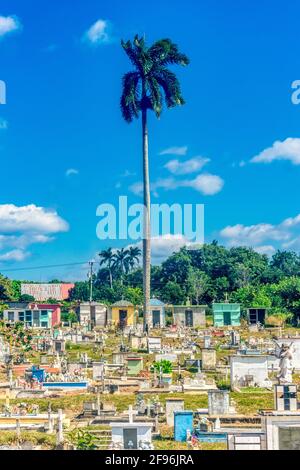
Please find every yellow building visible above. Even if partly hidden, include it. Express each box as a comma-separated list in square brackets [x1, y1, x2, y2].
[110, 300, 135, 328]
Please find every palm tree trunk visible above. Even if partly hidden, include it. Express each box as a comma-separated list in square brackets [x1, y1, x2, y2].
[109, 268, 113, 289]
[142, 106, 151, 332]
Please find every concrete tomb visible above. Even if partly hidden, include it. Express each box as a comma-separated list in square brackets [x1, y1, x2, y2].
[165, 398, 184, 427]
[230, 355, 269, 389]
[201, 349, 217, 370]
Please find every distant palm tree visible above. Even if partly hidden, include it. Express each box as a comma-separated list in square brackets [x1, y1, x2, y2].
[113, 248, 130, 283]
[99, 248, 114, 288]
[128, 246, 142, 271]
[121, 35, 189, 330]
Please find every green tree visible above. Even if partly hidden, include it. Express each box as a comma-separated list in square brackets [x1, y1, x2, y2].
[127, 246, 142, 271]
[121, 35, 189, 330]
[99, 248, 115, 288]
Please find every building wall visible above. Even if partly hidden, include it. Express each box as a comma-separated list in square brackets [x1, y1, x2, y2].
[111, 306, 135, 326]
[213, 303, 241, 327]
[148, 307, 165, 327]
[21, 283, 74, 301]
[78, 303, 107, 327]
[3, 308, 52, 328]
[230, 355, 269, 389]
[173, 306, 206, 327]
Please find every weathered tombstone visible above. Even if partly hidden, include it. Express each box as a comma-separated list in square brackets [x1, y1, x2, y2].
[148, 337, 162, 353]
[155, 353, 177, 363]
[201, 349, 216, 370]
[130, 335, 142, 350]
[230, 355, 269, 389]
[208, 390, 230, 415]
[112, 353, 125, 364]
[92, 362, 105, 381]
[165, 398, 184, 426]
[204, 335, 211, 349]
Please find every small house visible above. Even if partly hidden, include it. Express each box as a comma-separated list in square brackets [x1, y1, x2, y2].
[213, 303, 241, 327]
[247, 308, 267, 325]
[173, 304, 206, 327]
[110, 300, 135, 328]
[77, 302, 107, 327]
[3, 302, 61, 328]
[148, 299, 165, 328]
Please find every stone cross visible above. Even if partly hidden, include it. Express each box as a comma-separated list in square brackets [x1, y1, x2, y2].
[128, 405, 135, 424]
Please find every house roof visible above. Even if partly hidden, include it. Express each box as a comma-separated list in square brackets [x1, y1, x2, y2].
[111, 300, 134, 307]
[149, 298, 165, 306]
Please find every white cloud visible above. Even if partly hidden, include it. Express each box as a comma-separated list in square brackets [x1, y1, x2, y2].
[130, 173, 224, 197]
[251, 138, 300, 165]
[0, 15, 22, 38]
[0, 204, 69, 263]
[0, 249, 29, 262]
[82, 19, 113, 46]
[220, 213, 300, 254]
[164, 157, 210, 175]
[187, 174, 224, 195]
[0, 118, 8, 130]
[66, 168, 79, 177]
[253, 245, 276, 256]
[0, 204, 68, 233]
[160, 146, 188, 156]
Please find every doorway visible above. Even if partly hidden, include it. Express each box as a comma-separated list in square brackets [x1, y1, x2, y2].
[185, 309, 193, 327]
[123, 428, 138, 449]
[119, 310, 128, 328]
[223, 311, 231, 326]
[152, 310, 160, 327]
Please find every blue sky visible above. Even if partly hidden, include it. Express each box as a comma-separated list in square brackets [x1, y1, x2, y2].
[1, 0, 300, 280]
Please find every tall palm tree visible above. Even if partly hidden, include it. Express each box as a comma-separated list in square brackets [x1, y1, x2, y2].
[113, 248, 130, 283]
[99, 248, 114, 288]
[128, 246, 142, 271]
[120, 35, 189, 330]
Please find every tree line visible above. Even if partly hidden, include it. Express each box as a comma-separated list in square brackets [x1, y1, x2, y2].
[1, 243, 300, 323]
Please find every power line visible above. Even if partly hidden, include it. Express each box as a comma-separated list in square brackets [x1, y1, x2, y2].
[0, 261, 95, 273]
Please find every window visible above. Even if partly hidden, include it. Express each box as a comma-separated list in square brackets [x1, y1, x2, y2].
[8, 312, 14, 322]
[41, 321, 48, 328]
[18, 312, 25, 322]
[25, 310, 32, 326]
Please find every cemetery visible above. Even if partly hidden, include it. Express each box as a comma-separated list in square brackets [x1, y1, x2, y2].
[1, 302, 300, 452]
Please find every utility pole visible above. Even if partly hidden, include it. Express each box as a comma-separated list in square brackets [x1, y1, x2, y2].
[88, 260, 94, 303]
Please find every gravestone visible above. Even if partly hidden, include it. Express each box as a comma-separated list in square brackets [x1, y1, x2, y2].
[201, 349, 216, 370]
[165, 399, 184, 426]
[230, 354, 269, 389]
[148, 337, 162, 353]
[130, 335, 141, 350]
[92, 362, 105, 381]
[204, 335, 211, 349]
[112, 353, 125, 364]
[208, 390, 230, 415]
[155, 353, 177, 363]
[274, 384, 297, 412]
